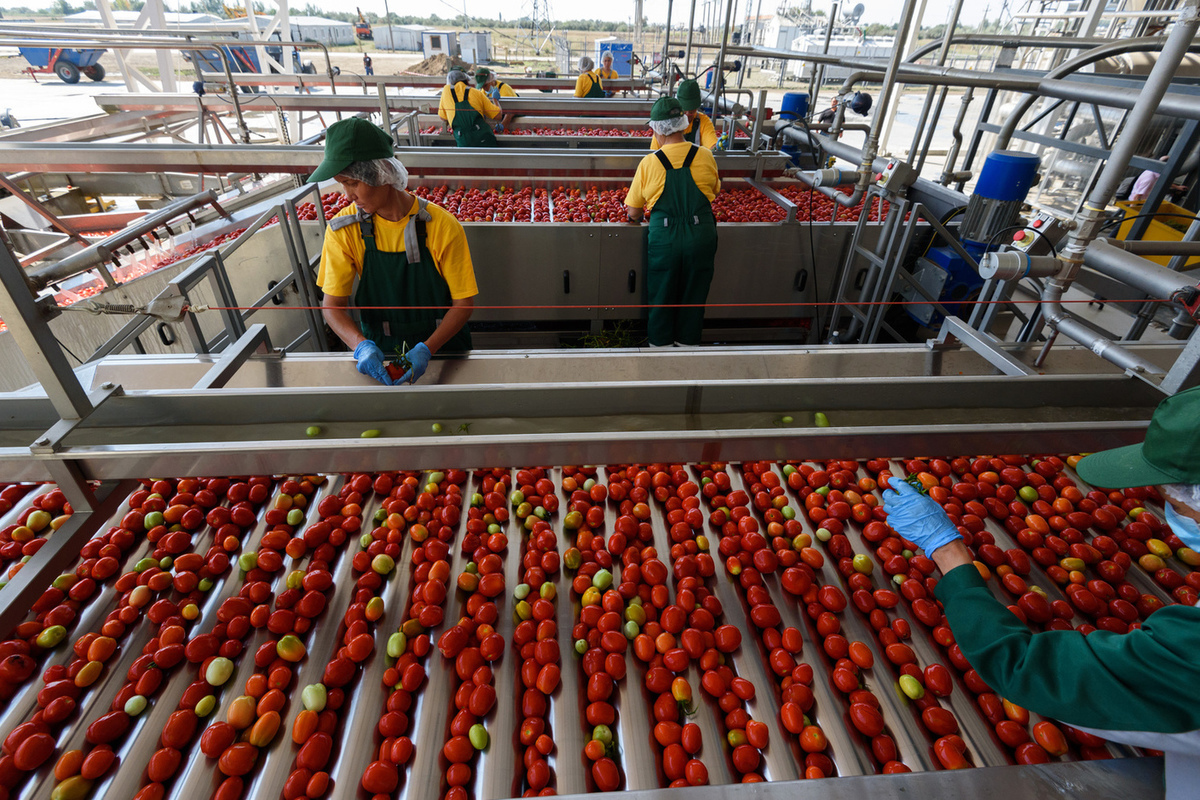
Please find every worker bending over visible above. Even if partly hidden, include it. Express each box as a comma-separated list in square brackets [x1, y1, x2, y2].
[311, 118, 476, 385]
[574, 56, 605, 98]
[650, 80, 718, 149]
[597, 51, 619, 97]
[626, 97, 721, 347]
[883, 385, 1200, 800]
[476, 67, 517, 130]
[438, 69, 501, 147]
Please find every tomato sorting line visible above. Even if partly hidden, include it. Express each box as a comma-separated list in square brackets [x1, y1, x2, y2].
[0, 460, 1186, 800]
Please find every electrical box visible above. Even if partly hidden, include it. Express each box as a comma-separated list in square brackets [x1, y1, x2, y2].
[875, 160, 918, 192]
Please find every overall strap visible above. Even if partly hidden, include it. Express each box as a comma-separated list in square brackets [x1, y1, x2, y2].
[402, 196, 433, 264]
[653, 149, 673, 170]
[682, 144, 699, 169]
[454, 83, 468, 103]
[327, 208, 369, 232]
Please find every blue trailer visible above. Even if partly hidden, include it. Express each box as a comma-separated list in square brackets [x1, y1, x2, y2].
[18, 47, 107, 84]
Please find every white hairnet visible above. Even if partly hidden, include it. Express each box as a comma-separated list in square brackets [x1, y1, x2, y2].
[602, 51, 613, 61]
[1164, 484, 1200, 512]
[447, 69, 469, 85]
[649, 116, 690, 138]
[579, 56, 594, 72]
[336, 157, 409, 192]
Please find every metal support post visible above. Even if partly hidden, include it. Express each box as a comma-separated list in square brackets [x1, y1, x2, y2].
[194, 324, 278, 389]
[710, 0, 737, 121]
[932, 317, 1035, 377]
[1160, 327, 1200, 395]
[0, 479, 138, 640]
[0, 241, 93, 421]
[684, 0, 699, 75]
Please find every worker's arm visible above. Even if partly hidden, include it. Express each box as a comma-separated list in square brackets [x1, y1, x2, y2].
[321, 293, 365, 350]
[935, 562, 1200, 733]
[626, 206, 644, 223]
[424, 296, 474, 355]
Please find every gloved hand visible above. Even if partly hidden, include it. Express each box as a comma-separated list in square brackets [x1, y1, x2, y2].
[399, 342, 431, 385]
[881, 479, 961, 556]
[353, 340, 394, 386]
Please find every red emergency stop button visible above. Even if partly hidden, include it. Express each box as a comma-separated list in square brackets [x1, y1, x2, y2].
[1013, 231, 1028, 243]
[1032, 219, 1044, 228]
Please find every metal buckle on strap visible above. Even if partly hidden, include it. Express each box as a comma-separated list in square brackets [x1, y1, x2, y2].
[693, 215, 699, 225]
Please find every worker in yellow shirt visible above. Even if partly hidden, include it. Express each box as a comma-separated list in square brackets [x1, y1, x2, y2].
[438, 69, 501, 147]
[574, 56, 605, 98]
[626, 97, 721, 347]
[650, 79, 719, 149]
[476, 67, 517, 130]
[310, 117, 477, 385]
[597, 51, 619, 97]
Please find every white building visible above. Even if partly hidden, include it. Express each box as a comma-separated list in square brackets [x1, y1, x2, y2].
[789, 35, 896, 80]
[289, 16, 355, 46]
[458, 31, 492, 64]
[375, 24, 429, 51]
[422, 30, 458, 59]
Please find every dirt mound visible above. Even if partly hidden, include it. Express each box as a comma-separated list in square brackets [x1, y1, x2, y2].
[407, 53, 473, 76]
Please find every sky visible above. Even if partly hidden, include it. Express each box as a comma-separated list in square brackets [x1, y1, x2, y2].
[2, 0, 996, 28]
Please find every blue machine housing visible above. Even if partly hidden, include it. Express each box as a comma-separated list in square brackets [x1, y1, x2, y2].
[972, 150, 1041, 205]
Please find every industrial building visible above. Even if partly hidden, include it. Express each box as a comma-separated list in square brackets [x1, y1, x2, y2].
[0, 0, 1197, 798]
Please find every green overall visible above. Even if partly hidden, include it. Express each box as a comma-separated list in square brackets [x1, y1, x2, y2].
[351, 199, 472, 355]
[683, 117, 700, 144]
[645, 145, 717, 346]
[450, 84, 497, 148]
[581, 72, 605, 98]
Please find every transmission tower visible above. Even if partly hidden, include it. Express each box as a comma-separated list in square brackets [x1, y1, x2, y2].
[527, 0, 554, 48]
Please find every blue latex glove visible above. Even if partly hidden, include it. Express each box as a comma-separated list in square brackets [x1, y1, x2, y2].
[353, 340, 394, 386]
[881, 479, 961, 556]
[398, 342, 431, 385]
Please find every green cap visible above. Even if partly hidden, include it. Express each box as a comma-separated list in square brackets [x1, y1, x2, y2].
[475, 67, 491, 84]
[650, 96, 684, 122]
[1076, 385, 1200, 488]
[676, 79, 702, 111]
[307, 117, 393, 184]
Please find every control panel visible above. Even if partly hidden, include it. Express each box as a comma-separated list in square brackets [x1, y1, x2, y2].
[874, 159, 918, 192]
[1008, 209, 1070, 255]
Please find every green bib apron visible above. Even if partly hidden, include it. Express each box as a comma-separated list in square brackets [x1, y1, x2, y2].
[450, 84, 497, 148]
[645, 145, 717, 346]
[582, 72, 605, 98]
[353, 199, 472, 355]
[684, 117, 700, 144]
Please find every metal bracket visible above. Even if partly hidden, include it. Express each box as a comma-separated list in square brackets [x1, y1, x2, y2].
[193, 324, 280, 390]
[29, 381, 124, 456]
[930, 317, 1035, 377]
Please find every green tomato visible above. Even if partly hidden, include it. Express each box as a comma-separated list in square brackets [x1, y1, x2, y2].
[205, 657, 234, 686]
[372, 554, 395, 575]
[36, 625, 66, 649]
[238, 551, 258, 572]
[592, 568, 613, 590]
[623, 620, 640, 639]
[194, 694, 216, 717]
[361, 429, 381, 438]
[782, 464, 797, 477]
[852, 554, 874, 575]
[286, 508, 305, 526]
[469, 723, 489, 750]
[781, 415, 795, 424]
[781, 506, 796, 520]
[302, 683, 327, 712]
[431, 423, 443, 433]
[898, 674, 925, 700]
[575, 638, 588, 655]
[124, 694, 149, 716]
[539, 583, 556, 601]
[134, 556, 158, 573]
[429, 471, 445, 485]
[198, 577, 214, 592]
[815, 527, 832, 542]
[591, 724, 613, 746]
[813, 412, 830, 427]
[387, 632, 407, 658]
[1018, 485, 1039, 503]
[305, 425, 322, 437]
[143, 511, 164, 530]
[514, 583, 531, 601]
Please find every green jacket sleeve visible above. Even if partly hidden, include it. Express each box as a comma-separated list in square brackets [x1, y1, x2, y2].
[935, 563, 1200, 733]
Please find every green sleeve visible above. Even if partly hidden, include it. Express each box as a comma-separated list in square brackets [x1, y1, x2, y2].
[935, 563, 1200, 733]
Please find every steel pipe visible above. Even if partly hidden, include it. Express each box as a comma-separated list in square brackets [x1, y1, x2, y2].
[1040, 282, 1167, 376]
[995, 36, 1200, 149]
[27, 190, 230, 290]
[1085, 239, 1200, 299]
[1103, 238, 1200, 257]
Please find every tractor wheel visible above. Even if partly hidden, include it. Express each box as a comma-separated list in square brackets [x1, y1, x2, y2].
[54, 61, 80, 84]
[83, 64, 105, 81]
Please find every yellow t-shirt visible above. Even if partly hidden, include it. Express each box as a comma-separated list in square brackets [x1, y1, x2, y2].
[497, 81, 518, 98]
[650, 112, 719, 149]
[598, 67, 619, 81]
[625, 142, 721, 212]
[437, 82, 501, 126]
[317, 200, 479, 300]
[574, 71, 602, 97]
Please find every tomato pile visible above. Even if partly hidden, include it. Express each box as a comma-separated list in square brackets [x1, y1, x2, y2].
[3, 456, 1191, 799]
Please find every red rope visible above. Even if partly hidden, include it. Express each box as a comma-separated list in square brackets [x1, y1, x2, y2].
[203, 297, 1169, 312]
